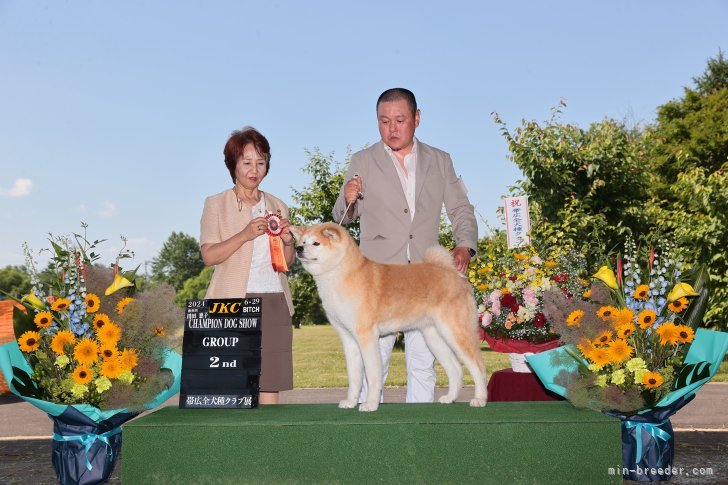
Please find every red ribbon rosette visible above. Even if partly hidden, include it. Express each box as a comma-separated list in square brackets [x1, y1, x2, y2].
[265, 212, 288, 272]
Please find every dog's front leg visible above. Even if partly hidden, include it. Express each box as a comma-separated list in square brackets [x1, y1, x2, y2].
[358, 332, 383, 412]
[333, 325, 363, 409]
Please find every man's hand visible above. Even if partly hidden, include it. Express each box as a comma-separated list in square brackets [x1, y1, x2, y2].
[344, 177, 362, 205]
[451, 247, 471, 274]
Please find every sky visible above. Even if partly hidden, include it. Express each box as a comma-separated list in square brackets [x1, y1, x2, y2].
[1, 1, 726, 273]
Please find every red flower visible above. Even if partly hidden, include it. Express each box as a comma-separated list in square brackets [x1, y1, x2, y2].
[554, 273, 568, 283]
[533, 313, 546, 328]
[511, 304, 521, 314]
[509, 276, 518, 281]
[500, 294, 517, 309]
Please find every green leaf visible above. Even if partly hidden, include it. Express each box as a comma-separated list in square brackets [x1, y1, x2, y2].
[13, 303, 35, 339]
[10, 366, 42, 399]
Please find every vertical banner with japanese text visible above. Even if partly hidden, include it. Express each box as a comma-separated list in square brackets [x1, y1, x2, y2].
[504, 196, 531, 249]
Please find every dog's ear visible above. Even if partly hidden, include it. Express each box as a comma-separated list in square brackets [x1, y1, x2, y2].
[321, 226, 341, 242]
[289, 226, 303, 240]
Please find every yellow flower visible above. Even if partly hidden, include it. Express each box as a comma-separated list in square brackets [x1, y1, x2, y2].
[615, 323, 636, 339]
[593, 266, 618, 290]
[153, 326, 166, 337]
[18, 331, 42, 352]
[626, 357, 647, 373]
[668, 297, 689, 313]
[72, 365, 93, 385]
[70, 383, 89, 398]
[99, 345, 118, 361]
[514, 252, 529, 261]
[642, 371, 663, 389]
[632, 284, 650, 300]
[606, 340, 633, 363]
[100, 358, 123, 379]
[117, 297, 135, 315]
[34, 311, 54, 328]
[595, 374, 609, 387]
[596, 306, 618, 321]
[667, 282, 698, 302]
[566, 310, 584, 327]
[51, 298, 72, 311]
[613, 308, 635, 327]
[477, 267, 491, 275]
[119, 348, 139, 371]
[105, 273, 134, 296]
[544, 260, 556, 268]
[582, 289, 592, 299]
[51, 330, 76, 355]
[93, 313, 111, 331]
[95, 376, 112, 393]
[476, 284, 489, 292]
[637, 309, 657, 329]
[97, 322, 122, 344]
[594, 331, 614, 347]
[577, 339, 596, 360]
[655, 322, 680, 346]
[611, 369, 627, 385]
[21, 290, 46, 310]
[675, 325, 695, 344]
[74, 338, 99, 365]
[589, 348, 612, 367]
[84, 294, 100, 313]
[500, 287, 510, 295]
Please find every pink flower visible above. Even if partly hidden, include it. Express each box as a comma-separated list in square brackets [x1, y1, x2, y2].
[522, 287, 537, 306]
[481, 312, 493, 327]
[491, 300, 501, 316]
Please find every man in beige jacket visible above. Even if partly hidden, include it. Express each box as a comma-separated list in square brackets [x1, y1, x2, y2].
[333, 88, 478, 403]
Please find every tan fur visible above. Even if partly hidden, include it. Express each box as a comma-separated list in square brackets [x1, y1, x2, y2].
[291, 222, 487, 412]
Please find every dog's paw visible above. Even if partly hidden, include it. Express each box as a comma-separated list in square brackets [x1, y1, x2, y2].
[469, 398, 487, 407]
[338, 399, 358, 409]
[358, 402, 379, 412]
[438, 395, 455, 404]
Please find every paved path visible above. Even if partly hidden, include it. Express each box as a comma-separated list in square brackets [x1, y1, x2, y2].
[1, 384, 727, 483]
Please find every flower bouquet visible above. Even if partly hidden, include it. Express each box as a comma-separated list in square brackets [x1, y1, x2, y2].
[0, 226, 182, 485]
[526, 237, 728, 482]
[470, 245, 588, 371]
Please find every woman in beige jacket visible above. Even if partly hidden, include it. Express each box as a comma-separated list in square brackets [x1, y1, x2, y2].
[199, 127, 296, 404]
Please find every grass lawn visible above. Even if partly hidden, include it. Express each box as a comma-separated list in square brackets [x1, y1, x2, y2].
[292, 325, 728, 388]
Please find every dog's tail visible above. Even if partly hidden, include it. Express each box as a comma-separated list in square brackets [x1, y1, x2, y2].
[423, 246, 457, 270]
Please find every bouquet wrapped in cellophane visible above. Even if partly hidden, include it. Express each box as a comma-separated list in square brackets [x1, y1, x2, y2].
[526, 236, 727, 482]
[0, 225, 182, 485]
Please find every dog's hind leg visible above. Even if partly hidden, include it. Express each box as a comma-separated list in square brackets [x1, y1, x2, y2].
[421, 325, 463, 404]
[332, 324, 363, 409]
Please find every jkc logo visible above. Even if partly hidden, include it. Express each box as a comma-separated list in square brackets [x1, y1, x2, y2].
[209, 302, 241, 314]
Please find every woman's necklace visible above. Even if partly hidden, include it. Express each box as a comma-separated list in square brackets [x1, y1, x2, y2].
[232, 187, 264, 213]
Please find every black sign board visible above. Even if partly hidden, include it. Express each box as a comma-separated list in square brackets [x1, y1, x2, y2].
[179, 298, 261, 409]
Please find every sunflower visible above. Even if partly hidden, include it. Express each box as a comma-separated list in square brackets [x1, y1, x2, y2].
[34, 311, 54, 328]
[637, 309, 657, 329]
[612, 308, 635, 327]
[596, 306, 618, 321]
[642, 371, 664, 389]
[99, 344, 118, 360]
[576, 338, 596, 358]
[119, 348, 139, 371]
[152, 326, 166, 337]
[72, 365, 93, 385]
[100, 358, 123, 379]
[632, 285, 650, 300]
[93, 313, 111, 330]
[655, 322, 680, 346]
[74, 338, 99, 365]
[18, 331, 42, 352]
[84, 293, 100, 313]
[582, 289, 592, 299]
[675, 325, 695, 344]
[566, 310, 585, 327]
[594, 331, 614, 346]
[116, 297, 135, 315]
[51, 330, 76, 354]
[51, 298, 72, 311]
[588, 348, 612, 367]
[606, 339, 633, 363]
[615, 323, 636, 340]
[97, 321, 122, 344]
[668, 297, 689, 313]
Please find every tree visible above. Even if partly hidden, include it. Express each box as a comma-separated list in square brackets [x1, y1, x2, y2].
[493, 102, 652, 268]
[150, 232, 205, 291]
[175, 266, 213, 307]
[0, 265, 31, 299]
[287, 148, 356, 326]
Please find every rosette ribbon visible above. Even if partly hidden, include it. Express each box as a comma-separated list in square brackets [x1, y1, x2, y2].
[265, 212, 288, 272]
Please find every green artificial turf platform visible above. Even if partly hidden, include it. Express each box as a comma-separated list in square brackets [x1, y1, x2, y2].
[122, 401, 622, 484]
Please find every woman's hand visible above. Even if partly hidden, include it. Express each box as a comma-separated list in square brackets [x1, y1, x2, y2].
[279, 217, 294, 246]
[244, 217, 269, 240]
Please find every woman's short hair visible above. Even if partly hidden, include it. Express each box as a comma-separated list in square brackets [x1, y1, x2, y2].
[223, 126, 271, 182]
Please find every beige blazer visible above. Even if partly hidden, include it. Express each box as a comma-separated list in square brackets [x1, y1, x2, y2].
[333, 140, 477, 264]
[200, 189, 294, 315]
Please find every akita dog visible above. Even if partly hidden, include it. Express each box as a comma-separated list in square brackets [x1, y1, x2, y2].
[290, 222, 487, 412]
